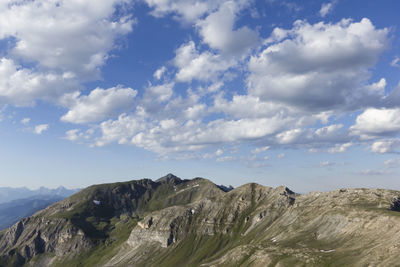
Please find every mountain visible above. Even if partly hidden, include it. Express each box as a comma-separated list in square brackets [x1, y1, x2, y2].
[0, 195, 64, 230]
[0, 186, 80, 204]
[0, 174, 400, 266]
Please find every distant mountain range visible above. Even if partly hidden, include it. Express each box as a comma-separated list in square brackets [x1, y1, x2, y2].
[0, 186, 80, 231]
[1, 174, 400, 266]
[0, 195, 65, 230]
[0, 186, 80, 204]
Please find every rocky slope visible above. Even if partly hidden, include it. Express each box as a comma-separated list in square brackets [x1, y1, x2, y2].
[0, 174, 400, 266]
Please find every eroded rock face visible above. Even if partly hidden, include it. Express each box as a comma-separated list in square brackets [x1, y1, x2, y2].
[0, 216, 93, 264]
[126, 184, 297, 252]
[390, 196, 400, 211]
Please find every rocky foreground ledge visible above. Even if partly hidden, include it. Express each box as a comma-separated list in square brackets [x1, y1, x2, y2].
[1, 174, 400, 266]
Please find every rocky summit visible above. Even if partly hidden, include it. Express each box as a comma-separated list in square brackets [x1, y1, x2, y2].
[1, 174, 400, 266]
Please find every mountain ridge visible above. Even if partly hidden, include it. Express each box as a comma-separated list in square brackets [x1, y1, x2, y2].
[1, 174, 399, 266]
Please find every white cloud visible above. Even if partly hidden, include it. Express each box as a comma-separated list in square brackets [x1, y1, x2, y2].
[248, 18, 389, 111]
[203, 148, 224, 159]
[21, 117, 30, 125]
[0, 58, 78, 106]
[34, 124, 49, 135]
[64, 128, 94, 142]
[95, 113, 147, 147]
[196, 1, 258, 55]
[213, 94, 290, 119]
[160, 119, 177, 129]
[276, 128, 304, 144]
[48, 2, 395, 161]
[319, 1, 336, 17]
[215, 149, 224, 156]
[384, 158, 400, 168]
[277, 153, 285, 159]
[366, 78, 386, 95]
[391, 56, 400, 67]
[92, 110, 290, 154]
[315, 124, 343, 138]
[328, 142, 352, 154]
[184, 104, 207, 120]
[0, 0, 134, 106]
[350, 108, 400, 139]
[154, 66, 167, 80]
[144, 0, 215, 23]
[251, 146, 270, 154]
[61, 86, 137, 124]
[371, 140, 400, 154]
[174, 41, 235, 82]
[0, 0, 134, 78]
[64, 129, 81, 142]
[144, 0, 248, 24]
[144, 83, 174, 103]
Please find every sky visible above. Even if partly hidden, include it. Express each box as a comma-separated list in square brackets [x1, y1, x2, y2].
[0, 0, 400, 193]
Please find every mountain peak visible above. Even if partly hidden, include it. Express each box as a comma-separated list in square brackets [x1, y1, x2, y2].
[156, 173, 181, 183]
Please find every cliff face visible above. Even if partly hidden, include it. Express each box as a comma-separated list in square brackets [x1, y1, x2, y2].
[1, 175, 400, 266]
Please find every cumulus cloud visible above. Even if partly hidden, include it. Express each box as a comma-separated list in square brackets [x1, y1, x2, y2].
[0, 0, 133, 78]
[350, 108, 400, 139]
[0, 0, 134, 106]
[33, 124, 49, 135]
[56, 2, 396, 163]
[0, 58, 78, 106]
[167, 1, 259, 83]
[248, 18, 389, 111]
[64, 128, 94, 142]
[64, 129, 82, 142]
[196, 1, 259, 55]
[276, 128, 304, 144]
[174, 41, 235, 82]
[154, 66, 167, 80]
[95, 113, 147, 147]
[144, 0, 236, 23]
[61, 86, 137, 124]
[371, 140, 400, 154]
[366, 78, 386, 95]
[213, 94, 291, 119]
[328, 142, 352, 154]
[143, 83, 174, 104]
[91, 109, 291, 154]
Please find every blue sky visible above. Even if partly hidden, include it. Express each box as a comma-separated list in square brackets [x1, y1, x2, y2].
[1, 0, 400, 192]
